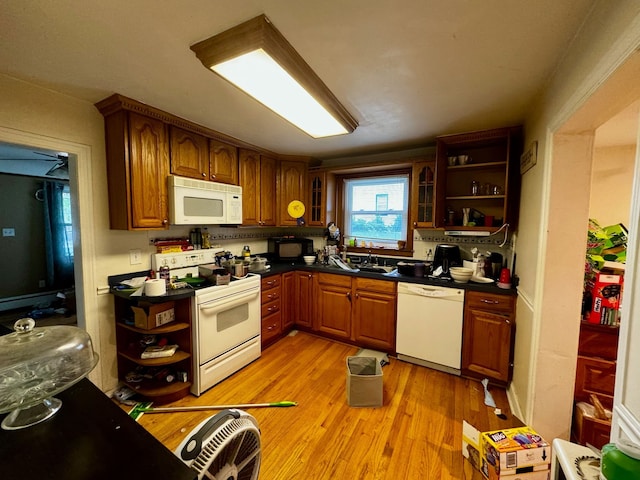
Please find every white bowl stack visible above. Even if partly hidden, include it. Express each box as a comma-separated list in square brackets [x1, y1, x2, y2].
[303, 255, 316, 265]
[449, 267, 474, 283]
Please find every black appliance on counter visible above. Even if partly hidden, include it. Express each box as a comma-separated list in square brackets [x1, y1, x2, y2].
[268, 237, 314, 262]
[432, 244, 462, 277]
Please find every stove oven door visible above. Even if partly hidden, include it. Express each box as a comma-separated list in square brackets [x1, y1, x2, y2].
[196, 286, 260, 365]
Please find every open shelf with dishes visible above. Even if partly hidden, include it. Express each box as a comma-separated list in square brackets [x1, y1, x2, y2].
[434, 127, 522, 230]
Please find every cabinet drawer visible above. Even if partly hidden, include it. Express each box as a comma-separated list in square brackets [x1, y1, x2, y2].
[353, 277, 396, 294]
[465, 291, 515, 314]
[318, 272, 352, 288]
[578, 323, 619, 360]
[261, 275, 281, 290]
[261, 312, 282, 343]
[574, 355, 616, 407]
[261, 285, 281, 304]
[261, 299, 281, 318]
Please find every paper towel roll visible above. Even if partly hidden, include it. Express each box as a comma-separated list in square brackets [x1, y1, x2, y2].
[145, 278, 166, 296]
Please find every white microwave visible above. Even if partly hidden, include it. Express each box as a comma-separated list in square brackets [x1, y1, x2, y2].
[168, 175, 242, 225]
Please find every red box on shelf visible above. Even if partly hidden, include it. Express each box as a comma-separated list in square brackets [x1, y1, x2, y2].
[589, 273, 623, 325]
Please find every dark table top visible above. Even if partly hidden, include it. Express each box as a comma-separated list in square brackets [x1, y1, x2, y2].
[0, 351, 196, 480]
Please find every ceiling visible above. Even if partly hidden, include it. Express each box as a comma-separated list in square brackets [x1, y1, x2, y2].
[0, 0, 634, 161]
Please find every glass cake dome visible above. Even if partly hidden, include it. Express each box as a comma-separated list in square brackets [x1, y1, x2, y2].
[0, 318, 99, 430]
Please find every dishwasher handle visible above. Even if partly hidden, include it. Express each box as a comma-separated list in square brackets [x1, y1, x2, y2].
[399, 283, 464, 300]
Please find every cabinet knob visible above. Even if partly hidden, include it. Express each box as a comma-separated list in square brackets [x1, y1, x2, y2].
[162, 218, 168, 225]
[201, 172, 206, 177]
[211, 174, 216, 179]
[346, 292, 351, 302]
[505, 319, 511, 324]
[308, 274, 312, 279]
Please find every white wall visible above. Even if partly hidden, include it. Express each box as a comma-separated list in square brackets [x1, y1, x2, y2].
[0, 74, 162, 391]
[512, 0, 640, 442]
[590, 144, 635, 227]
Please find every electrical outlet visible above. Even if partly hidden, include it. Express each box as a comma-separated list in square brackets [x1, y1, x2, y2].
[2, 228, 15, 237]
[129, 249, 142, 265]
[38, 280, 46, 288]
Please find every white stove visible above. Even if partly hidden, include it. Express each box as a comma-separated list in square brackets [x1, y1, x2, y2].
[152, 250, 261, 396]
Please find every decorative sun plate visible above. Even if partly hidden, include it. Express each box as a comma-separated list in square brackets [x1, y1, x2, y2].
[287, 200, 305, 218]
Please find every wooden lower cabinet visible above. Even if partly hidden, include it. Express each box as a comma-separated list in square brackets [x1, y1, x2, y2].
[261, 275, 282, 348]
[312, 273, 396, 352]
[352, 277, 396, 351]
[315, 273, 352, 340]
[294, 271, 315, 328]
[281, 272, 295, 331]
[571, 322, 619, 448]
[462, 291, 515, 385]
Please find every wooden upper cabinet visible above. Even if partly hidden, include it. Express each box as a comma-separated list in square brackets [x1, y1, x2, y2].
[169, 126, 209, 180]
[99, 107, 169, 230]
[239, 149, 276, 226]
[278, 160, 307, 226]
[209, 140, 239, 184]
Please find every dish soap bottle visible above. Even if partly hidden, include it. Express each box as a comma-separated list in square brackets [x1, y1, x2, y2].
[242, 245, 251, 259]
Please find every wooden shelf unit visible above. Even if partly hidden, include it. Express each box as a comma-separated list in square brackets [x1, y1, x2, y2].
[112, 294, 194, 404]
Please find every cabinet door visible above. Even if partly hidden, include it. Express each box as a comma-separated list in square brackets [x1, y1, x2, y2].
[259, 155, 277, 226]
[294, 271, 315, 328]
[411, 161, 436, 228]
[169, 127, 209, 180]
[278, 160, 306, 226]
[352, 284, 396, 352]
[316, 274, 352, 340]
[281, 271, 295, 330]
[462, 307, 513, 383]
[239, 149, 261, 225]
[128, 112, 170, 229]
[209, 140, 238, 184]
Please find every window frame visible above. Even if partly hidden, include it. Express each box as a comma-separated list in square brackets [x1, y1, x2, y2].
[336, 167, 414, 257]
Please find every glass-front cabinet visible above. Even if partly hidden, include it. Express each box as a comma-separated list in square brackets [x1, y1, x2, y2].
[411, 160, 436, 228]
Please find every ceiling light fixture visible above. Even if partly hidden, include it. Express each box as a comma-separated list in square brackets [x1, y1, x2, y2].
[190, 14, 358, 138]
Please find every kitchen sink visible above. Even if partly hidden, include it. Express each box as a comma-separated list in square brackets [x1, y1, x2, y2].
[357, 265, 397, 274]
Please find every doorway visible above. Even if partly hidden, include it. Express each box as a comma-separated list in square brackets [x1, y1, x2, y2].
[0, 142, 77, 328]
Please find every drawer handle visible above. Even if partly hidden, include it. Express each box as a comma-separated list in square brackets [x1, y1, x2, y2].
[267, 324, 277, 331]
[268, 306, 279, 313]
[481, 299, 500, 305]
[267, 293, 279, 300]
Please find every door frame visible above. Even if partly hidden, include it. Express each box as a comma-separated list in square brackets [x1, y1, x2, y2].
[0, 126, 101, 387]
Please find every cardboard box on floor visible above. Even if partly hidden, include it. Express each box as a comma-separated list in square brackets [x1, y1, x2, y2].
[462, 421, 551, 480]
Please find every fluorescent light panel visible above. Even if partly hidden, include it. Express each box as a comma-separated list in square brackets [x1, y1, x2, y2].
[191, 15, 357, 138]
[213, 49, 348, 138]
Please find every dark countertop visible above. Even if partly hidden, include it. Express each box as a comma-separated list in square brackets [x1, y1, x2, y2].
[259, 261, 517, 296]
[108, 260, 517, 301]
[0, 323, 196, 480]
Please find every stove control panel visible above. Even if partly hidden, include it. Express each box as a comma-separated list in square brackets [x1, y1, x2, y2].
[152, 248, 223, 271]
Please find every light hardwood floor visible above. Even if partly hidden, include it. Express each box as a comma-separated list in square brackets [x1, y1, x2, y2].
[132, 331, 522, 479]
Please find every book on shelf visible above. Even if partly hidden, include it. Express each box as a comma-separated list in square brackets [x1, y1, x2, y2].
[141, 344, 179, 359]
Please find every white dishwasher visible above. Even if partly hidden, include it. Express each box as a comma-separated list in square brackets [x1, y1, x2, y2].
[396, 282, 465, 375]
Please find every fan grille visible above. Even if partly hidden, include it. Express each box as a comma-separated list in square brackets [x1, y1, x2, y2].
[191, 417, 261, 480]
